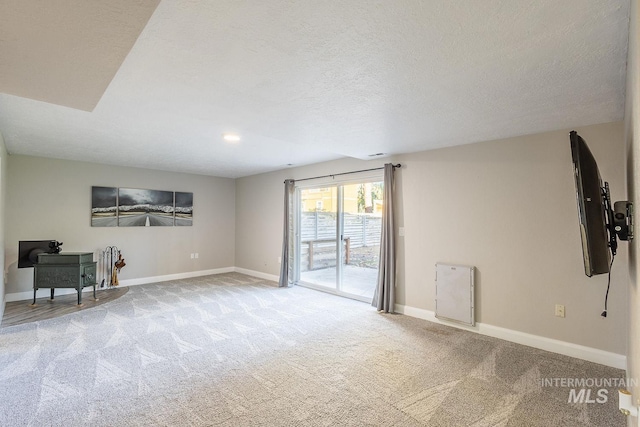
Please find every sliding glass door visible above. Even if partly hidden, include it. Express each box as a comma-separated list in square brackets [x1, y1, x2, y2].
[295, 180, 383, 302]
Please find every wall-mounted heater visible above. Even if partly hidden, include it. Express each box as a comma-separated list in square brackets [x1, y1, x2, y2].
[435, 263, 475, 326]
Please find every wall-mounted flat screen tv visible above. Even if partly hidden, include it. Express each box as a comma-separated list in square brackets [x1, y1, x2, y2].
[569, 131, 614, 276]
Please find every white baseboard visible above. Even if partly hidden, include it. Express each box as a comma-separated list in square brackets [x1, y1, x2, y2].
[117, 267, 235, 287]
[395, 304, 626, 370]
[4, 266, 277, 303]
[233, 267, 279, 282]
[4, 267, 236, 303]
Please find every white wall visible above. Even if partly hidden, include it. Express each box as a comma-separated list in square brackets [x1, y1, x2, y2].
[236, 122, 627, 356]
[5, 155, 236, 296]
[0, 131, 7, 319]
[625, 0, 639, 423]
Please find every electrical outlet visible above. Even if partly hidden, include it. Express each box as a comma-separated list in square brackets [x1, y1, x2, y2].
[399, 227, 405, 237]
[278, 257, 282, 264]
[190, 253, 194, 259]
[194, 253, 199, 259]
[555, 304, 565, 318]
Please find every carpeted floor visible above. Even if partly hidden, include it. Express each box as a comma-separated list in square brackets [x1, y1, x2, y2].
[0, 273, 626, 426]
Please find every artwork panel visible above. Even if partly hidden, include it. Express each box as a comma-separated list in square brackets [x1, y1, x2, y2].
[118, 188, 174, 227]
[175, 191, 193, 226]
[91, 186, 118, 227]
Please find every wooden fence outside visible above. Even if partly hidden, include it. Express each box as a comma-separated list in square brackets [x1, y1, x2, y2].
[300, 212, 381, 271]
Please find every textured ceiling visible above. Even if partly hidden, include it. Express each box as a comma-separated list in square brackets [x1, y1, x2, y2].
[0, 0, 160, 111]
[0, 0, 631, 178]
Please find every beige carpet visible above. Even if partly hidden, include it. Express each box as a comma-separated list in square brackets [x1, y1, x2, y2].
[0, 273, 626, 426]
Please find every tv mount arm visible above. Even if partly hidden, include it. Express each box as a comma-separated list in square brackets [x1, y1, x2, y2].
[613, 200, 633, 241]
[602, 183, 618, 255]
[603, 182, 633, 245]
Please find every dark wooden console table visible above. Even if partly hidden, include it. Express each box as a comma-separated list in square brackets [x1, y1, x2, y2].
[33, 252, 97, 306]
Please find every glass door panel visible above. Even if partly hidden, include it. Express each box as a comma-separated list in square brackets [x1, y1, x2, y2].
[299, 186, 338, 289]
[339, 182, 382, 299]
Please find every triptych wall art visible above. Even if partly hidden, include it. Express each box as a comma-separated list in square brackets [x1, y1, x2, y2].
[91, 186, 193, 227]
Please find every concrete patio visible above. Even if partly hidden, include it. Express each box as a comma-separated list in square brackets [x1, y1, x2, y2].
[300, 265, 378, 300]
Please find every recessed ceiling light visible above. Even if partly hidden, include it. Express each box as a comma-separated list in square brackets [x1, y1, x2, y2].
[368, 153, 385, 157]
[223, 133, 241, 142]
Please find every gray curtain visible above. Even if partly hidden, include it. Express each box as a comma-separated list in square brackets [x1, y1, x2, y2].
[372, 163, 396, 312]
[279, 179, 295, 287]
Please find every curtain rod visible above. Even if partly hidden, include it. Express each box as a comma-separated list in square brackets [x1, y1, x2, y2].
[286, 164, 401, 184]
